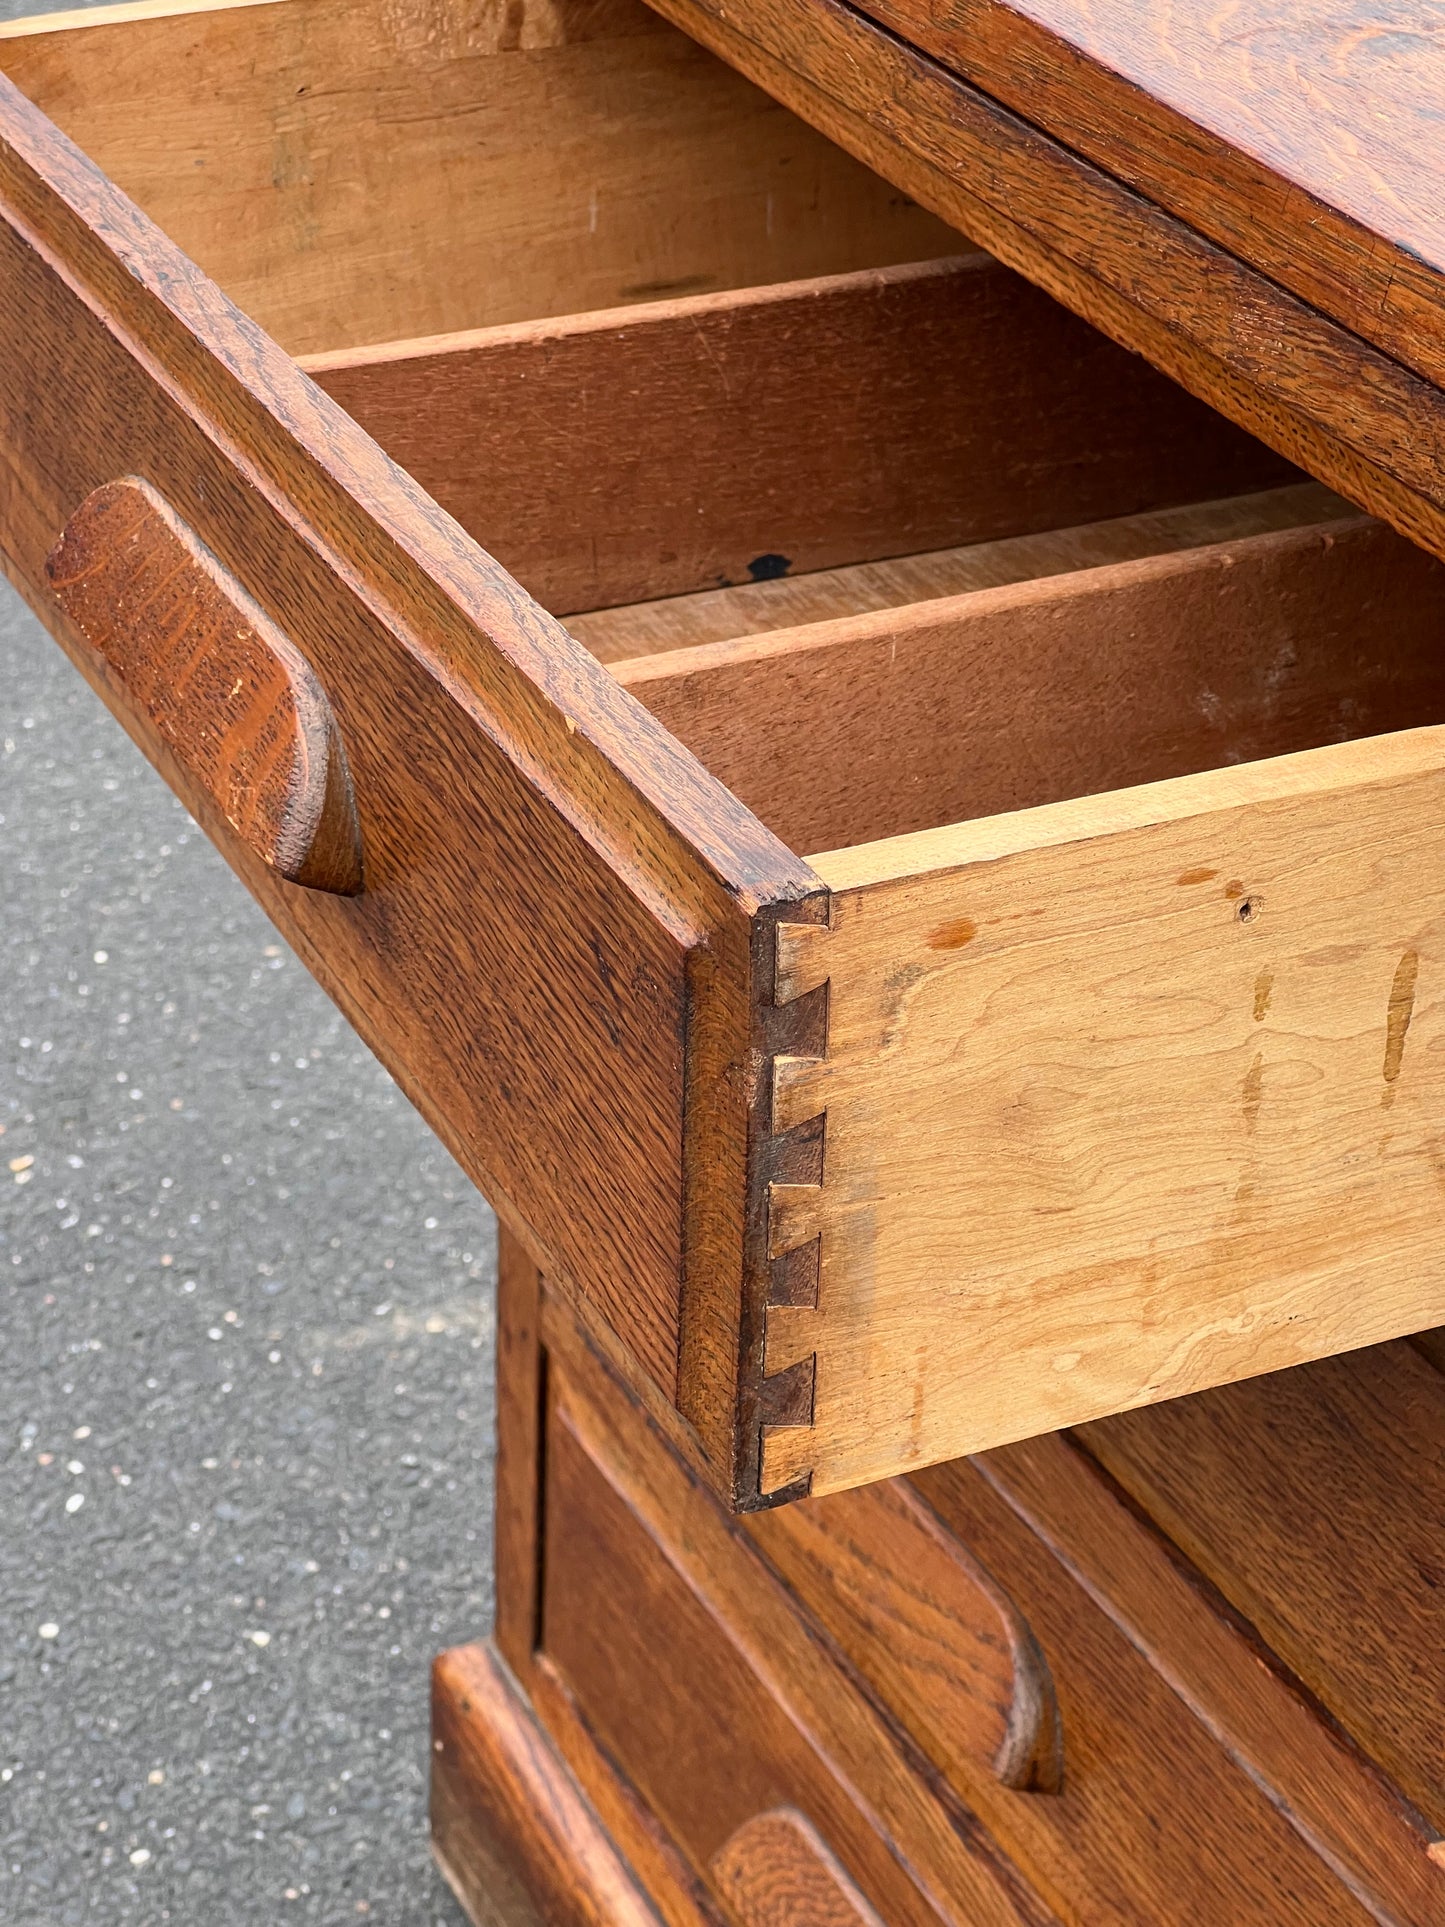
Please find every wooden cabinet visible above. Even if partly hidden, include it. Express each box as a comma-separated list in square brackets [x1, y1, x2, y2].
[5, 0, 1445, 1916]
[435, 1232, 1445, 1925]
[6, 0, 1445, 1507]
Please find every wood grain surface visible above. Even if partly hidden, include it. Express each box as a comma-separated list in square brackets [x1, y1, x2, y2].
[47, 475, 363, 895]
[0, 55, 822, 1478]
[855, 0, 1445, 395]
[431, 1641, 662, 1927]
[541, 1282, 1389, 1926]
[909, 1451, 1389, 1926]
[640, 0, 1445, 574]
[1078, 1341, 1445, 1836]
[746, 1478, 1063, 1791]
[0, 0, 956, 355]
[970, 1423, 1445, 1921]
[711, 1809, 886, 1927]
[493, 1228, 545, 1682]
[303, 254, 1294, 616]
[766, 730, 1445, 1494]
[579, 482, 1346, 659]
[542, 1395, 964, 1927]
[541, 1296, 1058, 1927]
[622, 512, 1445, 855]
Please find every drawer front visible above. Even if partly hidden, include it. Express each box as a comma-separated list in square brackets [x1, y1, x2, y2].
[0, 67, 815, 1418]
[541, 1285, 1407, 1927]
[539, 1364, 1044, 1927]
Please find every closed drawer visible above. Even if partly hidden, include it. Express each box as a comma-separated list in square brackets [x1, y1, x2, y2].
[5, 0, 1445, 1509]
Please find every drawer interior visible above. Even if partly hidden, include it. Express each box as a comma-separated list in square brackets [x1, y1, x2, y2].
[12, 0, 1433, 864]
[0, 0, 958, 356]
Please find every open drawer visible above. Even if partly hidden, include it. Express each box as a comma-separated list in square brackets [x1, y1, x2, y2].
[4, 0, 1445, 1509]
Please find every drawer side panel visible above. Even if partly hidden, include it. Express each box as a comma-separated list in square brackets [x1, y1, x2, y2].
[766, 730, 1445, 1493]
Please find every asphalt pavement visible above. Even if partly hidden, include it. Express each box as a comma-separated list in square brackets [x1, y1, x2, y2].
[0, 45, 493, 1909]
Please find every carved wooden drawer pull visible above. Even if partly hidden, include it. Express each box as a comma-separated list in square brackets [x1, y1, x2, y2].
[750, 1478, 1063, 1793]
[47, 477, 363, 896]
[712, 1808, 886, 1927]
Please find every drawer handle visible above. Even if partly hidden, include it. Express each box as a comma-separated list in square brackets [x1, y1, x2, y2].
[712, 1809, 885, 1927]
[46, 477, 364, 896]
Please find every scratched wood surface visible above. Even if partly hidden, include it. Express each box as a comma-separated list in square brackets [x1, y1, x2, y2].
[765, 730, 1445, 1495]
[0, 0, 955, 355]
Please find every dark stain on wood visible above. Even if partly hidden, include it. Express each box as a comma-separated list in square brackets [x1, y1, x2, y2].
[1382, 948, 1419, 1104]
[929, 916, 978, 949]
[1252, 967, 1274, 1023]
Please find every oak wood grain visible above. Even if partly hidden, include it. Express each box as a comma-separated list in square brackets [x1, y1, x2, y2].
[856, 0, 1445, 396]
[746, 1478, 1063, 1791]
[541, 1292, 1058, 1927]
[909, 1452, 1386, 1926]
[493, 1226, 545, 1680]
[542, 1280, 1386, 1926]
[0, 0, 956, 355]
[967, 1423, 1445, 1921]
[578, 482, 1347, 659]
[431, 1641, 662, 1927]
[621, 513, 1445, 855]
[303, 254, 1295, 617]
[711, 1809, 886, 1927]
[767, 730, 1445, 1494]
[0, 57, 820, 1474]
[640, 0, 1445, 574]
[1077, 1341, 1445, 1836]
[47, 475, 364, 895]
[543, 1384, 1022, 1927]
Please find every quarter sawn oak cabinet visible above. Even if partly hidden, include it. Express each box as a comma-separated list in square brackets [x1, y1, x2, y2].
[3, 0, 1444, 1918]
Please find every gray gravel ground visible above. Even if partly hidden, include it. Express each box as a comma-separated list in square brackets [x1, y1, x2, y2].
[0, 573, 492, 1927]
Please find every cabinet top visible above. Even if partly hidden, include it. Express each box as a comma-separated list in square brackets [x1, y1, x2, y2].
[861, 0, 1445, 391]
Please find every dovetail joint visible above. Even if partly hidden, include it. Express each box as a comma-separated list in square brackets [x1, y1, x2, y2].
[759, 919, 830, 1495]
